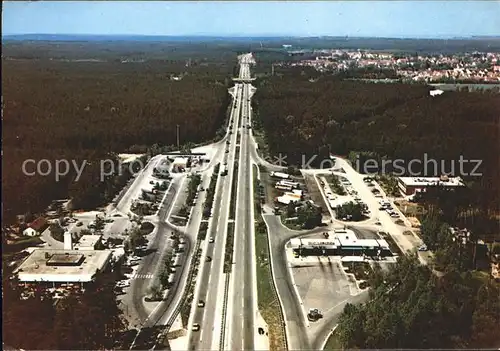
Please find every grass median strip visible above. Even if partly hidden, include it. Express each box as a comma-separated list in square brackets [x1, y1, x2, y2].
[203, 163, 220, 220]
[253, 165, 286, 351]
[223, 222, 235, 273]
[229, 151, 239, 220]
[323, 330, 342, 351]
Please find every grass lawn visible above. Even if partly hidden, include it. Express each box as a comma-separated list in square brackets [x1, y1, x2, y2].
[252, 129, 271, 160]
[198, 221, 208, 241]
[224, 223, 234, 273]
[323, 330, 342, 350]
[4, 236, 44, 253]
[342, 262, 372, 281]
[253, 165, 286, 350]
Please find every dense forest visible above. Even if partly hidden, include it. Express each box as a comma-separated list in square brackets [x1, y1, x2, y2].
[3, 56, 233, 223]
[253, 69, 499, 233]
[3, 272, 127, 349]
[337, 255, 500, 349]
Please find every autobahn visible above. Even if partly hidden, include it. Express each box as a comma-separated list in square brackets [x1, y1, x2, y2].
[226, 69, 257, 351]
[187, 53, 258, 350]
[187, 81, 244, 350]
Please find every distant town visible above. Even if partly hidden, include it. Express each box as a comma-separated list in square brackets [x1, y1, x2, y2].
[282, 48, 500, 83]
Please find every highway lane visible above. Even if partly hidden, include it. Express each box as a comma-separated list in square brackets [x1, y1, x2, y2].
[227, 81, 256, 350]
[116, 154, 162, 215]
[188, 83, 244, 350]
[263, 214, 312, 350]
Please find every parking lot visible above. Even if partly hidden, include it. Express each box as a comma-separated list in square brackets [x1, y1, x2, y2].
[291, 258, 359, 321]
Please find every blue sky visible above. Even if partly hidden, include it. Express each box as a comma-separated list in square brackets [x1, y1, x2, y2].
[2, 1, 500, 38]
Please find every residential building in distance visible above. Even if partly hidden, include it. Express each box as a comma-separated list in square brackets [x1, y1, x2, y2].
[22, 217, 48, 237]
[398, 175, 465, 195]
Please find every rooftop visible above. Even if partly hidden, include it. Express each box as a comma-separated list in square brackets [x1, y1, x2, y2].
[28, 217, 48, 231]
[14, 249, 112, 283]
[172, 157, 190, 165]
[47, 253, 84, 266]
[398, 176, 465, 187]
[290, 232, 392, 250]
[74, 235, 101, 250]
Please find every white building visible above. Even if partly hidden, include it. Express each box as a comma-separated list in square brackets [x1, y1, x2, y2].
[64, 232, 72, 250]
[74, 235, 102, 251]
[429, 89, 444, 97]
[398, 175, 465, 195]
[276, 190, 303, 205]
[14, 249, 112, 284]
[23, 228, 37, 237]
[289, 231, 391, 257]
[22, 217, 48, 237]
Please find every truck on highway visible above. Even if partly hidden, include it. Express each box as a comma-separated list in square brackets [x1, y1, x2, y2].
[270, 171, 290, 180]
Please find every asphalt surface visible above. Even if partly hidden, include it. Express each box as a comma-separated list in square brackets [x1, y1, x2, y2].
[127, 177, 192, 327]
[263, 214, 322, 350]
[189, 54, 259, 350]
[188, 82, 243, 350]
[228, 78, 256, 350]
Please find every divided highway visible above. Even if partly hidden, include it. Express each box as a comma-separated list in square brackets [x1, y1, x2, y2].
[188, 82, 244, 350]
[187, 54, 258, 351]
[226, 77, 256, 350]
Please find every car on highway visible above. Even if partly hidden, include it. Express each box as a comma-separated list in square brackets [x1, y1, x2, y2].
[209, 237, 215, 243]
[225, 149, 229, 153]
[197, 300, 205, 307]
[192, 323, 200, 331]
[116, 280, 130, 288]
[307, 308, 323, 322]
[144, 295, 162, 302]
[206, 256, 212, 262]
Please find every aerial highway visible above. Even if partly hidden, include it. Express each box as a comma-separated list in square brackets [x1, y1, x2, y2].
[187, 53, 258, 350]
[187, 82, 243, 350]
[226, 71, 257, 351]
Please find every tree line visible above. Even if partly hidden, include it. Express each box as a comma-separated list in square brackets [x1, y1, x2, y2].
[2, 272, 127, 350]
[253, 70, 499, 234]
[337, 254, 500, 349]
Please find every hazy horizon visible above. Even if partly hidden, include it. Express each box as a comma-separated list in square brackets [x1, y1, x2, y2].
[2, 1, 499, 39]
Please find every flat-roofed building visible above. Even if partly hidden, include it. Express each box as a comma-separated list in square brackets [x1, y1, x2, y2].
[398, 175, 465, 196]
[14, 249, 112, 284]
[290, 230, 392, 257]
[74, 235, 102, 251]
